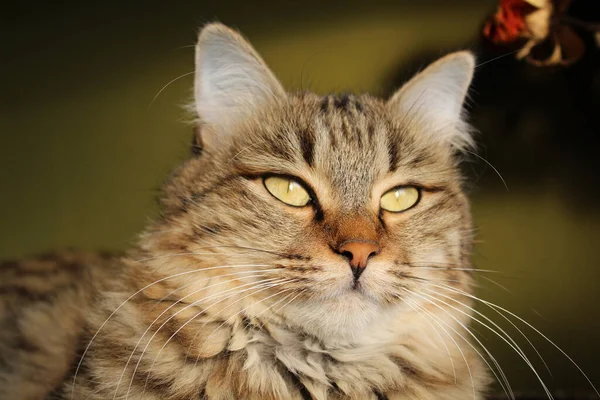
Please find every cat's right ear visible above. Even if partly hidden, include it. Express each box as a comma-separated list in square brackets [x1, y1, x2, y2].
[193, 23, 286, 149]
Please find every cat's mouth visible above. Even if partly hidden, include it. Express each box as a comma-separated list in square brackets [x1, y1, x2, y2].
[349, 277, 373, 298]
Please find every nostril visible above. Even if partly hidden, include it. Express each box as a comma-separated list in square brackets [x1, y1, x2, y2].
[337, 240, 380, 270]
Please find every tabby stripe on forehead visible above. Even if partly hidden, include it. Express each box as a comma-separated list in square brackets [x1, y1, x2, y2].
[354, 119, 364, 146]
[388, 139, 400, 172]
[319, 95, 331, 114]
[340, 116, 351, 141]
[298, 128, 315, 166]
[385, 120, 401, 171]
[354, 98, 364, 113]
[345, 115, 364, 147]
[334, 94, 350, 111]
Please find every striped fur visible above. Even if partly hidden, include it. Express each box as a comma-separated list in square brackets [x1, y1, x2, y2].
[1, 23, 491, 399]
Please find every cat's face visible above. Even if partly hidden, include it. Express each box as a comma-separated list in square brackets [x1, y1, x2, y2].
[146, 24, 476, 339]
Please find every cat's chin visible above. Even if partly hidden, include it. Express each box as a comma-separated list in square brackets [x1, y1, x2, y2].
[281, 288, 400, 343]
[348, 280, 378, 297]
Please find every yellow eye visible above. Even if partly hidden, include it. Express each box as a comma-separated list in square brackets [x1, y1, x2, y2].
[264, 176, 311, 207]
[380, 186, 420, 213]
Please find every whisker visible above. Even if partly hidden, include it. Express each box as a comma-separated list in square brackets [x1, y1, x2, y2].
[252, 289, 299, 329]
[70, 263, 269, 399]
[403, 287, 515, 400]
[228, 141, 262, 163]
[147, 71, 194, 109]
[180, 282, 293, 363]
[132, 252, 228, 263]
[135, 279, 290, 398]
[477, 275, 515, 296]
[191, 285, 297, 367]
[464, 149, 509, 191]
[146, 268, 277, 305]
[112, 270, 279, 398]
[432, 281, 553, 376]
[431, 281, 600, 397]
[425, 285, 551, 377]
[420, 288, 553, 398]
[133, 246, 301, 264]
[127, 277, 284, 398]
[405, 264, 501, 274]
[401, 296, 459, 386]
[402, 295, 491, 400]
[181, 284, 297, 360]
[475, 49, 521, 69]
[395, 271, 475, 286]
[261, 288, 307, 329]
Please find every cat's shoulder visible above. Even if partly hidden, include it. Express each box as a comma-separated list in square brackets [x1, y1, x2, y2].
[0, 250, 122, 400]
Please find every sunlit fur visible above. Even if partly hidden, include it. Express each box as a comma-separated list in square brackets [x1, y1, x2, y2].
[9, 24, 494, 399]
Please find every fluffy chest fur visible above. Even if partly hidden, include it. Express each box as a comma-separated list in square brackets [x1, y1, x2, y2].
[67, 269, 488, 400]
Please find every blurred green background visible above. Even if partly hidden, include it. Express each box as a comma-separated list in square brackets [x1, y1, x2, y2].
[2, 0, 599, 396]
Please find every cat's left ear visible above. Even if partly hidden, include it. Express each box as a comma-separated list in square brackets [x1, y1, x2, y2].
[193, 23, 286, 147]
[387, 51, 476, 151]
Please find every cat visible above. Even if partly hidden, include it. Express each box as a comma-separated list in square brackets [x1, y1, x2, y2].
[0, 23, 492, 399]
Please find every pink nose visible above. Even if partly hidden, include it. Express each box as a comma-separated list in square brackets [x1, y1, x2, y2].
[338, 241, 379, 280]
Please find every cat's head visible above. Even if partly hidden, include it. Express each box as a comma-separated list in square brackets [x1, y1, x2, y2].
[141, 23, 476, 340]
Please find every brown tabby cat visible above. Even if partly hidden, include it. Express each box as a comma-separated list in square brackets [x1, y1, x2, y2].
[0, 23, 492, 399]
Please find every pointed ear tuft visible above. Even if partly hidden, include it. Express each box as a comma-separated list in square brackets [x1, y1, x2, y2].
[387, 51, 476, 151]
[194, 23, 285, 145]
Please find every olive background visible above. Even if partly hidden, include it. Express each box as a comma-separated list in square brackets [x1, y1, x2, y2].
[2, 1, 599, 396]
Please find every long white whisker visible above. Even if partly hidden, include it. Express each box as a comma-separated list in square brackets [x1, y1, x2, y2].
[419, 289, 553, 399]
[401, 296, 459, 386]
[185, 287, 298, 363]
[407, 266, 501, 273]
[132, 246, 290, 264]
[252, 291, 296, 329]
[477, 275, 515, 295]
[112, 270, 279, 398]
[431, 281, 600, 397]
[180, 280, 295, 366]
[70, 263, 269, 399]
[192, 285, 297, 367]
[475, 49, 521, 68]
[260, 288, 307, 330]
[401, 295, 488, 400]
[403, 287, 515, 400]
[132, 252, 232, 263]
[126, 277, 283, 398]
[464, 149, 509, 191]
[134, 278, 289, 398]
[424, 284, 551, 377]
[147, 71, 194, 109]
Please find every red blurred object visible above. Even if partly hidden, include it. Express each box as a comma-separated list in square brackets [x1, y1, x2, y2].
[482, 0, 600, 66]
[483, 0, 538, 44]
